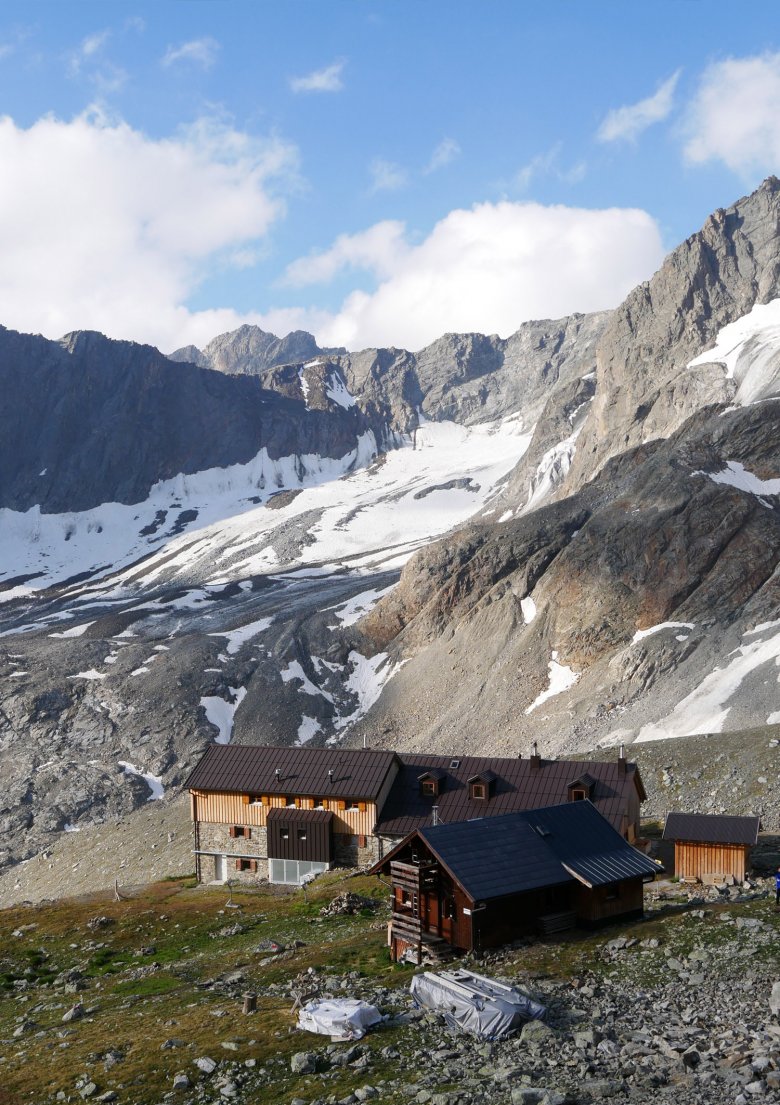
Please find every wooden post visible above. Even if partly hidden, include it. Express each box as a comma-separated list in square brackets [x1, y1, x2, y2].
[242, 992, 257, 1015]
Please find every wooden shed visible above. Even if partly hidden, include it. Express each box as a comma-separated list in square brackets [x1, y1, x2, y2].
[662, 812, 760, 883]
[370, 801, 662, 961]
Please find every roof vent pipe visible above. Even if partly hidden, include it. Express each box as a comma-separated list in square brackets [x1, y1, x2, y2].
[432, 805, 439, 826]
[530, 741, 541, 770]
[618, 744, 627, 774]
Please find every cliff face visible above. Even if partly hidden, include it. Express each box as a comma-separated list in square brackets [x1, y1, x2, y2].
[568, 176, 780, 493]
[0, 329, 379, 513]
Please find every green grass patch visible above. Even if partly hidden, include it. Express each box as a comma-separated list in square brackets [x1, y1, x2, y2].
[114, 973, 181, 997]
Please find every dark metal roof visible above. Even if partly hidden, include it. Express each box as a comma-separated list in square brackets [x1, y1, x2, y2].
[377, 801, 660, 901]
[375, 753, 641, 836]
[567, 772, 597, 790]
[185, 744, 398, 801]
[266, 807, 333, 824]
[663, 811, 761, 846]
[527, 802, 661, 888]
[468, 770, 497, 784]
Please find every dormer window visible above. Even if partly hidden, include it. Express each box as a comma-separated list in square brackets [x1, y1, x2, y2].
[567, 773, 596, 802]
[467, 770, 496, 801]
[418, 769, 446, 798]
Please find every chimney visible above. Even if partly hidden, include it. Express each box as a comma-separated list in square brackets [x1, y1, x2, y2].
[530, 741, 541, 770]
[618, 744, 627, 774]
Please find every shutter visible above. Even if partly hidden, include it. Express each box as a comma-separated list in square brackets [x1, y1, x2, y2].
[242, 794, 250, 805]
[235, 858, 241, 871]
[358, 834, 367, 848]
[358, 801, 367, 813]
[250, 860, 257, 873]
[337, 800, 346, 811]
[294, 797, 301, 808]
[245, 827, 251, 840]
[261, 795, 269, 806]
[229, 826, 237, 838]
[322, 799, 329, 810]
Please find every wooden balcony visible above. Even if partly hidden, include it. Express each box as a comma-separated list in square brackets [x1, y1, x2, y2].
[390, 860, 439, 893]
[390, 910, 422, 941]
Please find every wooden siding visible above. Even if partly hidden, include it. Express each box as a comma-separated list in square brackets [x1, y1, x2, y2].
[674, 841, 749, 881]
[191, 789, 377, 836]
[267, 814, 333, 862]
[576, 878, 644, 923]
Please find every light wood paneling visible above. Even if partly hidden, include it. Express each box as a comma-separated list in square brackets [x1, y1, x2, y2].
[191, 790, 377, 835]
[674, 841, 748, 881]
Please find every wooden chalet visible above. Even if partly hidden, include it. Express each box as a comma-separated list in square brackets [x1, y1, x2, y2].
[663, 812, 760, 883]
[185, 742, 646, 887]
[371, 801, 662, 961]
[185, 745, 399, 886]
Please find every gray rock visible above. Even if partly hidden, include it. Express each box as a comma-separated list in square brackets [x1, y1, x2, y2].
[290, 1051, 318, 1074]
[195, 1056, 217, 1074]
[521, 1019, 554, 1044]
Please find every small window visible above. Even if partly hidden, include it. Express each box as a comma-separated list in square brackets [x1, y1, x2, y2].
[571, 789, 586, 802]
[285, 797, 296, 808]
[470, 783, 486, 800]
[421, 780, 437, 797]
[281, 828, 290, 840]
[235, 858, 255, 872]
[449, 759, 461, 769]
[605, 885, 620, 902]
[297, 828, 307, 841]
[229, 825, 248, 838]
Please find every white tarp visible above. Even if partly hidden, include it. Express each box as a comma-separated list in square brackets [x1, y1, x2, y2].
[297, 998, 382, 1041]
[410, 969, 546, 1040]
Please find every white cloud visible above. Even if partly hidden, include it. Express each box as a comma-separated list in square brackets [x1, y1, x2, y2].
[81, 30, 110, 58]
[67, 29, 126, 92]
[597, 70, 680, 143]
[515, 144, 587, 192]
[423, 137, 461, 174]
[0, 109, 298, 352]
[683, 52, 780, 175]
[281, 221, 408, 288]
[289, 60, 344, 93]
[369, 158, 408, 193]
[162, 36, 219, 70]
[293, 201, 665, 351]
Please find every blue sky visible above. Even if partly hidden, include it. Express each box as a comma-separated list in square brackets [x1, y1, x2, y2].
[0, 1, 779, 352]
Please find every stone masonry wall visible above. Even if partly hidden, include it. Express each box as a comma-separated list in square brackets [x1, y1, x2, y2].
[197, 822, 269, 883]
[333, 832, 381, 869]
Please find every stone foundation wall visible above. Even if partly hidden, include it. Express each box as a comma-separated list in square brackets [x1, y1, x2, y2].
[196, 822, 386, 882]
[333, 832, 381, 869]
[197, 821, 269, 884]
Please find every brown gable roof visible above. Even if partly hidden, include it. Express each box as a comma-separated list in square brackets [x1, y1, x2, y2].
[663, 811, 760, 846]
[185, 744, 397, 802]
[375, 753, 641, 836]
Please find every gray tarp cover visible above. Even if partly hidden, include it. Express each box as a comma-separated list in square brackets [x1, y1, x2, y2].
[410, 969, 546, 1040]
[297, 998, 382, 1040]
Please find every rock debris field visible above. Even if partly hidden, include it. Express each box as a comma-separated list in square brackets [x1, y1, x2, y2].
[3, 870, 780, 1105]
